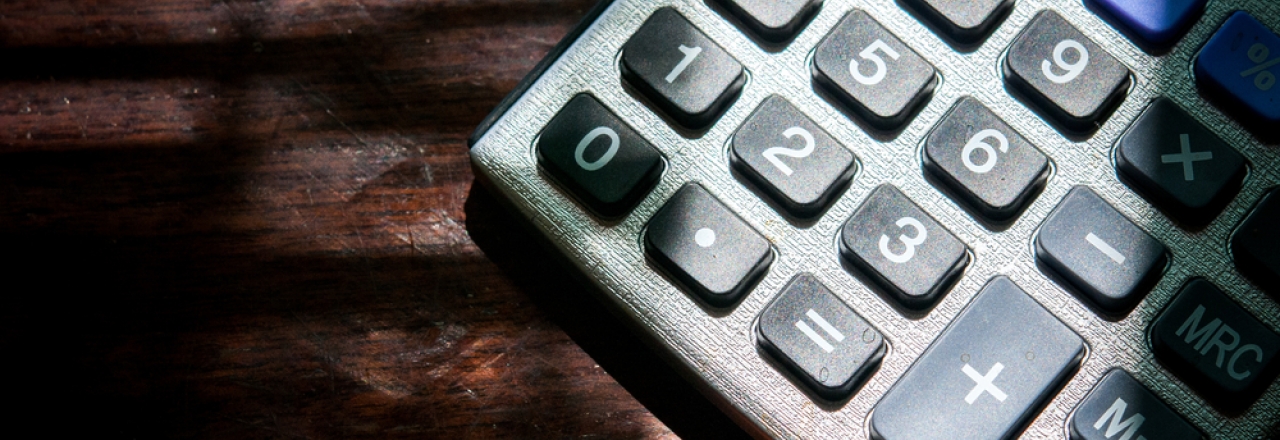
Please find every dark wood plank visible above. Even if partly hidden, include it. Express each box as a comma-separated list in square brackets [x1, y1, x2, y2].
[0, 1, 748, 438]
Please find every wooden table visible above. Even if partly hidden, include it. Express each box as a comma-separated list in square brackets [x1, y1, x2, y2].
[0, 1, 749, 437]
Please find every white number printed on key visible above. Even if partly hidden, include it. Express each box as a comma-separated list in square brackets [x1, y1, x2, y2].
[665, 44, 702, 84]
[1042, 39, 1089, 84]
[849, 39, 901, 86]
[879, 217, 927, 264]
[1086, 232, 1126, 265]
[762, 127, 815, 176]
[962, 129, 1009, 174]
[574, 126, 619, 171]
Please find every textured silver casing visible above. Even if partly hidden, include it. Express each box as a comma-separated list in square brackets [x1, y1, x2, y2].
[470, 0, 1280, 438]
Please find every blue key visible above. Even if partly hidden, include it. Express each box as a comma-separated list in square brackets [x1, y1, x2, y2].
[1195, 12, 1280, 133]
[1086, 0, 1206, 52]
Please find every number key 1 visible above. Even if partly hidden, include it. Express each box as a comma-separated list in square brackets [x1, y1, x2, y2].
[814, 10, 937, 132]
[839, 185, 968, 310]
[1005, 11, 1130, 136]
[622, 7, 745, 131]
[731, 95, 856, 218]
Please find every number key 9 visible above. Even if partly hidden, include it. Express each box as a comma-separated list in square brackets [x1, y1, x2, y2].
[1005, 11, 1130, 137]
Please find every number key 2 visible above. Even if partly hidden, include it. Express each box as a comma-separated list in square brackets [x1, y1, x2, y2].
[622, 7, 745, 131]
[814, 10, 937, 132]
[731, 95, 856, 218]
[1005, 11, 1130, 136]
[839, 185, 968, 310]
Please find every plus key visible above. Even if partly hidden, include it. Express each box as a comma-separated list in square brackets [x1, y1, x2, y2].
[1117, 98, 1246, 227]
[871, 277, 1084, 440]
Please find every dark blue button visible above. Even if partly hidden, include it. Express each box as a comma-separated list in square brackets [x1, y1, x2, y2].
[1086, 0, 1206, 52]
[1195, 11, 1280, 133]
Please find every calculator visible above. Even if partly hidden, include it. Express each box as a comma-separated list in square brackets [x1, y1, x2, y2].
[468, 0, 1280, 438]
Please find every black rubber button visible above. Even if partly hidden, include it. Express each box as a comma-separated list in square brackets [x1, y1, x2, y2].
[924, 97, 1049, 222]
[1005, 11, 1130, 135]
[1035, 186, 1167, 316]
[814, 10, 937, 131]
[757, 273, 884, 401]
[899, 0, 1012, 48]
[1232, 187, 1280, 296]
[537, 93, 665, 219]
[645, 183, 772, 307]
[731, 95, 856, 218]
[1116, 98, 1246, 227]
[714, 0, 821, 44]
[871, 277, 1085, 440]
[839, 185, 968, 310]
[1070, 369, 1201, 440]
[622, 7, 745, 130]
[1151, 278, 1280, 414]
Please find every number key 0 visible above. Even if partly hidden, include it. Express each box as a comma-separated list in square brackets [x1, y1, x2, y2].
[536, 94, 665, 219]
[839, 185, 968, 310]
[1005, 11, 1130, 136]
[814, 10, 937, 132]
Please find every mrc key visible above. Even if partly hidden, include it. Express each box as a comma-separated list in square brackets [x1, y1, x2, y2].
[1151, 278, 1280, 414]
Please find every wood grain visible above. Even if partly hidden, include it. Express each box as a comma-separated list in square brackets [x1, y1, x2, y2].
[0, 1, 747, 438]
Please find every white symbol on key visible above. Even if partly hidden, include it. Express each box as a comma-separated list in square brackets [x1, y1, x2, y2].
[795, 309, 844, 353]
[695, 228, 716, 248]
[1086, 232, 1126, 265]
[962, 362, 1008, 404]
[1161, 133, 1213, 181]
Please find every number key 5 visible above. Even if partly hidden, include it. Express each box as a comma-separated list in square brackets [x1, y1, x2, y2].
[840, 185, 968, 310]
[1005, 11, 1130, 136]
[814, 10, 937, 132]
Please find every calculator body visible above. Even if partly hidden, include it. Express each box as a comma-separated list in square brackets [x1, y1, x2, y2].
[468, 0, 1280, 438]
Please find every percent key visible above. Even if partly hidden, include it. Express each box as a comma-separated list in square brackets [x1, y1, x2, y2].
[1196, 11, 1280, 137]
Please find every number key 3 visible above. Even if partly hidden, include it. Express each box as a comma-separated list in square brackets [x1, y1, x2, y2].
[731, 95, 856, 219]
[840, 185, 968, 310]
[1006, 11, 1130, 136]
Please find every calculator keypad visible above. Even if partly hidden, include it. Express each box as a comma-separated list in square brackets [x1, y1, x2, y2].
[645, 183, 773, 308]
[470, 1, 1280, 438]
[731, 95, 855, 218]
[1005, 11, 1130, 135]
[813, 10, 937, 131]
[622, 7, 745, 130]
[924, 97, 1049, 222]
[536, 93, 665, 219]
[839, 185, 968, 310]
